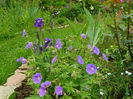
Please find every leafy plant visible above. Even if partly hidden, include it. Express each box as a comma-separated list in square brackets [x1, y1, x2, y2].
[84, 8, 103, 47]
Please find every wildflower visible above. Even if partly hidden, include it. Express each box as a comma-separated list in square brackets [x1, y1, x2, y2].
[86, 64, 97, 75]
[100, 92, 104, 95]
[85, 86, 89, 89]
[118, 10, 122, 20]
[22, 29, 26, 37]
[90, 52, 93, 55]
[125, 71, 129, 74]
[39, 86, 47, 97]
[121, 72, 124, 75]
[68, 46, 72, 51]
[55, 86, 63, 96]
[16, 57, 27, 64]
[100, 89, 103, 91]
[44, 38, 52, 48]
[88, 44, 92, 49]
[120, 0, 124, 3]
[32, 73, 42, 84]
[26, 42, 33, 49]
[81, 34, 86, 39]
[107, 73, 111, 75]
[128, 72, 132, 75]
[66, 3, 69, 8]
[102, 53, 108, 61]
[127, 0, 129, 3]
[93, 46, 100, 55]
[41, 81, 51, 88]
[78, 55, 84, 65]
[66, 5, 69, 8]
[90, 5, 94, 10]
[55, 39, 62, 49]
[34, 18, 44, 28]
[35, 42, 37, 47]
[57, 39, 60, 42]
[52, 55, 57, 64]
[40, 45, 44, 52]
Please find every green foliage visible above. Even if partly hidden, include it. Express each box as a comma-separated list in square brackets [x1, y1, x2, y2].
[84, 8, 103, 47]
[66, 18, 85, 35]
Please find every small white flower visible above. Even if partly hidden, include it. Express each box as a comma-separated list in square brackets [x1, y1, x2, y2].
[128, 72, 132, 75]
[100, 89, 103, 91]
[107, 73, 111, 75]
[121, 73, 124, 75]
[100, 92, 104, 95]
[125, 71, 129, 74]
[90, 5, 94, 10]
[97, 67, 99, 69]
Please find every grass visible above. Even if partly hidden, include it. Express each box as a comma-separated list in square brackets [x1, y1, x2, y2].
[0, 24, 72, 85]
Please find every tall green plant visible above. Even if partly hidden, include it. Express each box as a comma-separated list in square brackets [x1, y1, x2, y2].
[84, 8, 103, 47]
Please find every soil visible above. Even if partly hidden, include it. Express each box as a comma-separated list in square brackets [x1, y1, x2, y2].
[14, 78, 33, 99]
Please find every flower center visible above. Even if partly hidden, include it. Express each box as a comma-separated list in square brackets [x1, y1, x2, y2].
[59, 90, 62, 93]
[43, 90, 46, 93]
[91, 67, 94, 71]
[38, 77, 40, 80]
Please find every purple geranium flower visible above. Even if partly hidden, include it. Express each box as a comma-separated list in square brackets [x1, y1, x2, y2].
[55, 39, 62, 49]
[41, 81, 51, 88]
[16, 57, 27, 64]
[44, 38, 52, 48]
[86, 64, 97, 75]
[35, 42, 37, 47]
[81, 34, 86, 39]
[56, 39, 60, 42]
[40, 45, 44, 52]
[68, 46, 72, 51]
[22, 29, 26, 37]
[88, 44, 92, 49]
[102, 53, 108, 61]
[55, 86, 63, 96]
[85, 86, 89, 89]
[26, 42, 33, 49]
[52, 55, 57, 64]
[32, 73, 42, 84]
[39, 86, 47, 97]
[93, 46, 100, 55]
[34, 18, 44, 28]
[78, 55, 84, 65]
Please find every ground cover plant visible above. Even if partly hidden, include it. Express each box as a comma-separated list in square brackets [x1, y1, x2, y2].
[0, 0, 133, 99]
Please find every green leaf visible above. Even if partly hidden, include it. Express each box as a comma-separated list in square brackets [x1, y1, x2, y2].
[25, 95, 42, 99]
[9, 92, 16, 99]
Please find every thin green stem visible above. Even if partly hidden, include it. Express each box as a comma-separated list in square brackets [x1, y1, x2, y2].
[127, 0, 133, 59]
[112, 5, 123, 60]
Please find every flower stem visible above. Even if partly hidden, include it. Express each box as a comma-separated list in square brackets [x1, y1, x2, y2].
[127, 0, 133, 59]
